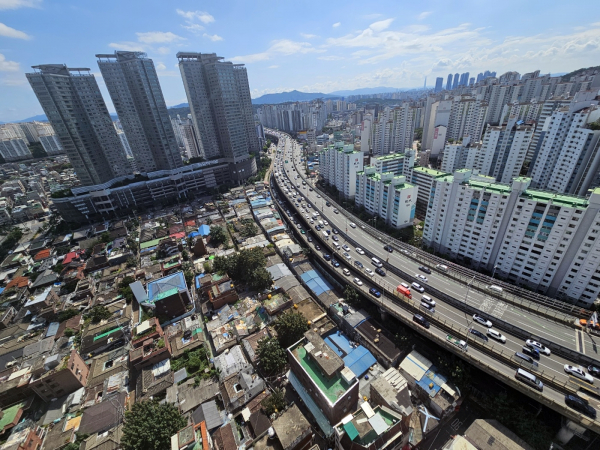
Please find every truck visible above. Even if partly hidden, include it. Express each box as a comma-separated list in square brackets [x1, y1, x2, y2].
[396, 285, 412, 299]
[446, 334, 468, 351]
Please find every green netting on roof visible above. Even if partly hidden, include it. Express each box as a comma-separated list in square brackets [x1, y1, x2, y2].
[153, 287, 178, 301]
[343, 422, 359, 441]
[0, 402, 24, 431]
[93, 327, 122, 341]
[193, 327, 203, 335]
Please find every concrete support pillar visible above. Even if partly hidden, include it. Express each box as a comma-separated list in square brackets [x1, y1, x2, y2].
[555, 419, 587, 445]
[379, 307, 388, 322]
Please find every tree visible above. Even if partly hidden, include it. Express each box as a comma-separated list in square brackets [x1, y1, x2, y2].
[257, 337, 287, 374]
[58, 308, 79, 323]
[262, 388, 287, 417]
[209, 225, 228, 246]
[52, 263, 64, 274]
[274, 311, 309, 349]
[121, 400, 186, 450]
[250, 266, 273, 291]
[240, 222, 258, 238]
[343, 286, 360, 307]
[87, 305, 112, 323]
[203, 261, 212, 273]
[100, 231, 111, 243]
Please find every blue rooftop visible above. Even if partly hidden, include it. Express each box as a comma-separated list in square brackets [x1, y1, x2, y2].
[417, 367, 448, 398]
[324, 331, 377, 377]
[147, 271, 187, 303]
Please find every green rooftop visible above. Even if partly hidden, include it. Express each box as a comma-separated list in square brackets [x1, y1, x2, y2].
[412, 167, 449, 178]
[293, 345, 352, 403]
[153, 287, 178, 301]
[93, 327, 122, 342]
[140, 238, 162, 249]
[0, 401, 24, 432]
[521, 190, 588, 208]
[466, 180, 512, 195]
[374, 153, 405, 161]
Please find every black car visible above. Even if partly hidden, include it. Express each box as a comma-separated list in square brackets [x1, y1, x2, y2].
[413, 314, 430, 329]
[369, 287, 381, 298]
[332, 228, 339, 234]
[326, 201, 331, 207]
[419, 266, 432, 274]
[589, 365, 600, 377]
[323, 254, 331, 261]
[315, 245, 321, 251]
[565, 394, 597, 419]
[514, 352, 538, 367]
[375, 268, 386, 276]
[331, 259, 340, 268]
[332, 235, 339, 241]
[307, 236, 313, 242]
[354, 260, 364, 269]
[383, 245, 393, 253]
[469, 328, 489, 342]
[521, 346, 540, 360]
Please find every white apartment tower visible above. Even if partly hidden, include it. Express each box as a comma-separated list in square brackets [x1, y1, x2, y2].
[97, 51, 183, 172]
[319, 142, 364, 199]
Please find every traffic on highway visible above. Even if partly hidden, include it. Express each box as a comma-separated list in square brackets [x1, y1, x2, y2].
[268, 129, 600, 429]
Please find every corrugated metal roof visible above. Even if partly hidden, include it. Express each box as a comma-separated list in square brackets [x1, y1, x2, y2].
[400, 351, 432, 382]
[45, 322, 60, 338]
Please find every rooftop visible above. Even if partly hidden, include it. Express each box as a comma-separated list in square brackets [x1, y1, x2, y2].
[374, 152, 406, 161]
[412, 167, 449, 178]
[147, 271, 187, 303]
[339, 405, 401, 447]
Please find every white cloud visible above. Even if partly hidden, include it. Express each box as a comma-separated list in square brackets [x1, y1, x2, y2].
[109, 41, 146, 52]
[0, 53, 19, 71]
[183, 23, 204, 33]
[232, 39, 324, 63]
[176, 9, 215, 24]
[300, 33, 318, 39]
[156, 46, 171, 55]
[0, 22, 31, 39]
[369, 18, 394, 32]
[268, 65, 279, 69]
[0, 0, 40, 10]
[136, 31, 185, 44]
[203, 33, 223, 42]
[418, 11, 432, 20]
[333, 22, 341, 28]
[156, 62, 167, 70]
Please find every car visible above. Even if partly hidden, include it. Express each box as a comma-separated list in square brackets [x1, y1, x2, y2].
[564, 365, 594, 383]
[315, 245, 321, 251]
[325, 201, 331, 207]
[332, 235, 339, 241]
[342, 252, 351, 260]
[369, 288, 382, 298]
[400, 249, 411, 255]
[400, 282, 410, 289]
[514, 352, 538, 367]
[375, 268, 386, 276]
[333, 209, 339, 214]
[416, 274, 428, 283]
[323, 254, 331, 261]
[413, 314, 430, 329]
[588, 365, 600, 377]
[419, 266, 432, 274]
[354, 260, 364, 269]
[309, 188, 313, 191]
[353, 278, 363, 286]
[487, 329, 507, 343]
[565, 394, 597, 419]
[323, 220, 329, 226]
[364, 268, 374, 277]
[472, 314, 493, 328]
[526, 339, 551, 355]
[521, 346, 540, 360]
[355, 247, 365, 255]
[411, 282, 425, 293]
[349, 222, 357, 228]
[331, 259, 340, 268]
[383, 245, 393, 253]
[317, 194, 321, 198]
[332, 228, 339, 234]
[421, 295, 436, 306]
[469, 328, 489, 342]
[300, 229, 306, 234]
[342, 245, 350, 252]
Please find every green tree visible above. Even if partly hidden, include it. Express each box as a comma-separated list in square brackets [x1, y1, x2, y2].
[274, 311, 308, 349]
[100, 232, 111, 243]
[240, 222, 258, 238]
[87, 305, 112, 323]
[262, 388, 287, 417]
[58, 308, 79, 323]
[257, 337, 287, 374]
[209, 225, 228, 246]
[121, 400, 186, 450]
[343, 286, 360, 307]
[249, 266, 273, 291]
[118, 276, 135, 303]
[203, 261, 212, 273]
[53, 263, 64, 274]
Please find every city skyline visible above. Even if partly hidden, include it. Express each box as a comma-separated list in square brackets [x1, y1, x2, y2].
[0, 0, 600, 121]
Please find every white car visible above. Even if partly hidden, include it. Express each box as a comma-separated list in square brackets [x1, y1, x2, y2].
[487, 329, 506, 343]
[355, 247, 365, 255]
[317, 195, 321, 198]
[365, 268, 374, 277]
[349, 222, 357, 228]
[411, 282, 425, 293]
[472, 314, 493, 328]
[342, 252, 351, 260]
[564, 365, 594, 383]
[353, 278, 363, 286]
[342, 245, 350, 252]
[323, 220, 329, 226]
[526, 339, 551, 355]
[400, 282, 410, 289]
[416, 274, 428, 283]
[342, 268, 351, 276]
[421, 295, 436, 307]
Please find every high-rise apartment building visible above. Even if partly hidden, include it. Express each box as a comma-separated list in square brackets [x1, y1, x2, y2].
[452, 73, 460, 90]
[423, 170, 600, 307]
[446, 74, 453, 91]
[434, 77, 444, 93]
[35, 122, 63, 155]
[26, 64, 130, 186]
[319, 142, 364, 199]
[178, 52, 259, 181]
[97, 51, 183, 172]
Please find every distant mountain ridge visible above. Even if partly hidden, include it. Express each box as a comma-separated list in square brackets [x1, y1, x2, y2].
[252, 90, 339, 105]
[328, 86, 403, 96]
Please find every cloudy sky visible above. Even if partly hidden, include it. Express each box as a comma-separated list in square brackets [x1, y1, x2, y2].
[1, 0, 600, 122]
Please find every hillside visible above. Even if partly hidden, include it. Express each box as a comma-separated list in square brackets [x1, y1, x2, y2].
[561, 66, 600, 80]
[252, 90, 338, 105]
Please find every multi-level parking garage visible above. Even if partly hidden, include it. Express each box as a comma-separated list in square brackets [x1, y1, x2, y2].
[268, 129, 600, 436]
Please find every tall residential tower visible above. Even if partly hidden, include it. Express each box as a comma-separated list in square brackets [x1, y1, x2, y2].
[96, 51, 183, 172]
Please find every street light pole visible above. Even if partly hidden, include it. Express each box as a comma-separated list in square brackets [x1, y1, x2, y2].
[492, 264, 498, 279]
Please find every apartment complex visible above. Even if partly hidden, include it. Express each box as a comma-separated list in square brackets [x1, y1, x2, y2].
[319, 141, 364, 199]
[97, 51, 183, 172]
[178, 52, 259, 181]
[424, 169, 600, 306]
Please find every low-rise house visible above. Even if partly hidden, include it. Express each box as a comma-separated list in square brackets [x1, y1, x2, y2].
[129, 318, 171, 370]
[271, 404, 313, 450]
[29, 350, 89, 402]
[220, 370, 265, 412]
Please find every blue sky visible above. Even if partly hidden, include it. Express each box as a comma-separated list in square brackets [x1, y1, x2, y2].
[1, 0, 600, 122]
